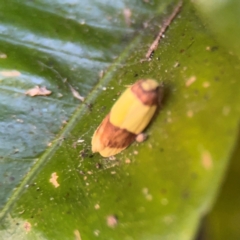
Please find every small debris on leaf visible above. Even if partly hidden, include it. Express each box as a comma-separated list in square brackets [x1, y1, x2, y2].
[23, 222, 31, 233]
[125, 158, 131, 164]
[109, 156, 116, 161]
[185, 76, 196, 87]
[49, 172, 60, 188]
[74, 229, 82, 240]
[123, 8, 132, 26]
[25, 86, 52, 97]
[145, 0, 182, 60]
[95, 204, 100, 210]
[136, 133, 147, 143]
[201, 150, 213, 170]
[173, 62, 180, 68]
[94, 230, 100, 236]
[69, 84, 85, 102]
[0, 53, 7, 59]
[203, 81, 210, 88]
[106, 215, 118, 228]
[0, 70, 21, 77]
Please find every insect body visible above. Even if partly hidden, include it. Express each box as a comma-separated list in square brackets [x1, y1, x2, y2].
[91, 79, 162, 157]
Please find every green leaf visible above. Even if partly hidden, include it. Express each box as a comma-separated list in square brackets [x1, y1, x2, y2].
[198, 134, 240, 240]
[1, 1, 240, 240]
[193, 0, 240, 58]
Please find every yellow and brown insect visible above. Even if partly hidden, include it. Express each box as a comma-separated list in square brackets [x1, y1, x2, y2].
[91, 79, 163, 157]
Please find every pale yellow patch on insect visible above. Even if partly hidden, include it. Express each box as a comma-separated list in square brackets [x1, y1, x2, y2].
[110, 79, 159, 134]
[110, 93, 157, 134]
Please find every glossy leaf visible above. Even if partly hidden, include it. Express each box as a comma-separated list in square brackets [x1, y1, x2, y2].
[0, 1, 240, 240]
[198, 132, 240, 240]
[193, 0, 240, 58]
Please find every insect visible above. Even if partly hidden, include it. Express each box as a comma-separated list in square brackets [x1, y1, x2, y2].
[91, 79, 163, 157]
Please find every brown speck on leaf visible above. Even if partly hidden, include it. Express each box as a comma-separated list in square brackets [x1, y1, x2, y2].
[185, 76, 196, 87]
[106, 215, 118, 228]
[125, 158, 131, 164]
[0, 70, 21, 77]
[95, 204, 100, 210]
[173, 62, 180, 68]
[24, 222, 31, 233]
[203, 81, 210, 88]
[49, 172, 60, 188]
[25, 86, 52, 97]
[187, 110, 193, 118]
[95, 163, 102, 169]
[123, 8, 132, 27]
[201, 150, 213, 170]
